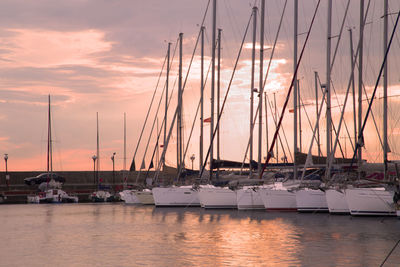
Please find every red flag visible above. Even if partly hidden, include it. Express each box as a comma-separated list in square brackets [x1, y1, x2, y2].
[204, 117, 211, 123]
[160, 144, 164, 148]
[289, 108, 294, 113]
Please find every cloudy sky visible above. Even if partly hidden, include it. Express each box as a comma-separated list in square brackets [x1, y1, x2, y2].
[1, 0, 400, 172]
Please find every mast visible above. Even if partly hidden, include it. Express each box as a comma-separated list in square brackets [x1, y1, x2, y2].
[96, 112, 99, 187]
[314, 72, 321, 157]
[47, 95, 52, 175]
[326, 0, 332, 180]
[258, 0, 265, 175]
[349, 29, 357, 159]
[200, 26, 205, 173]
[177, 33, 183, 174]
[274, 92, 278, 163]
[165, 42, 171, 158]
[383, 0, 388, 179]
[217, 28, 222, 179]
[124, 112, 126, 170]
[293, 0, 298, 180]
[298, 80, 302, 152]
[357, 0, 364, 178]
[264, 92, 268, 156]
[210, 0, 216, 179]
[250, 6, 257, 173]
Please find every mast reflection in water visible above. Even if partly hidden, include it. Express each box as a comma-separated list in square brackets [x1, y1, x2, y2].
[0, 204, 399, 266]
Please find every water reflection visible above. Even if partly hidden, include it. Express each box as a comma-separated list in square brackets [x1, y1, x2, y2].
[0, 204, 399, 266]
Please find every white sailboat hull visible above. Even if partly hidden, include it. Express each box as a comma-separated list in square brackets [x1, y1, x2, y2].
[134, 190, 154, 205]
[295, 189, 328, 212]
[236, 187, 265, 210]
[258, 187, 297, 211]
[325, 189, 349, 214]
[345, 188, 395, 216]
[198, 186, 237, 209]
[152, 186, 200, 207]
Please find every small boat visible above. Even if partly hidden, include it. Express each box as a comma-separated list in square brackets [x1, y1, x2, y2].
[89, 190, 115, 202]
[27, 189, 78, 204]
[295, 187, 328, 213]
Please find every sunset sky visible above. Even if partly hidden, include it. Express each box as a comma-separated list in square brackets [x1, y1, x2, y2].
[1, 0, 400, 172]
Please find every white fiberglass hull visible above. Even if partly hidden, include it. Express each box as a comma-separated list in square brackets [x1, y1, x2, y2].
[120, 190, 140, 204]
[325, 189, 349, 214]
[236, 187, 265, 210]
[198, 186, 237, 209]
[295, 189, 328, 212]
[345, 188, 395, 216]
[258, 187, 297, 211]
[152, 186, 200, 207]
[134, 190, 154, 205]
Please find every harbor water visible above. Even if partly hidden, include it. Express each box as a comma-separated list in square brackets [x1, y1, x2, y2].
[0, 204, 399, 266]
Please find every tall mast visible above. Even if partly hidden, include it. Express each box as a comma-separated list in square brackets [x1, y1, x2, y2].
[210, 0, 216, 179]
[298, 80, 302, 152]
[258, 0, 265, 175]
[177, 33, 183, 173]
[293, 0, 298, 180]
[349, 29, 357, 158]
[326, 0, 332, 180]
[165, 42, 171, 156]
[47, 94, 52, 174]
[314, 72, 320, 157]
[217, 28, 222, 179]
[200, 26, 205, 172]
[357, 0, 364, 177]
[250, 6, 257, 174]
[124, 112, 126, 170]
[383, 0, 388, 179]
[96, 112, 100, 180]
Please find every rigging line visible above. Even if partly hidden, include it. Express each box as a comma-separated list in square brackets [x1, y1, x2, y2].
[260, 0, 321, 178]
[262, 0, 287, 90]
[355, 67, 385, 151]
[177, 59, 213, 181]
[144, 75, 179, 180]
[129, 43, 172, 170]
[154, 2, 211, 182]
[138, 48, 180, 181]
[267, 94, 292, 163]
[299, 91, 323, 154]
[330, 0, 350, 70]
[379, 239, 400, 267]
[240, 102, 259, 175]
[199, 10, 253, 181]
[330, 81, 355, 152]
[349, 9, 400, 169]
[316, 74, 346, 159]
[136, 76, 168, 183]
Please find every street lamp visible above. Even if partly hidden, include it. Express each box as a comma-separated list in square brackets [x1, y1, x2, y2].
[92, 155, 97, 187]
[4, 154, 9, 188]
[190, 154, 195, 170]
[111, 152, 116, 187]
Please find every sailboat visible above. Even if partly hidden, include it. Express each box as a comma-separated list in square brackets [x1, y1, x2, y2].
[27, 95, 78, 204]
[336, 5, 400, 216]
[89, 112, 116, 202]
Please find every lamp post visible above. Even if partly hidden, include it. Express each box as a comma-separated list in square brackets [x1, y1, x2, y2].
[190, 154, 195, 170]
[4, 154, 9, 188]
[111, 152, 116, 187]
[92, 155, 97, 188]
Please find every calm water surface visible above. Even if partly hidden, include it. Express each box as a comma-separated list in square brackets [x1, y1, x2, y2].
[0, 204, 399, 266]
